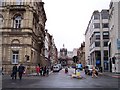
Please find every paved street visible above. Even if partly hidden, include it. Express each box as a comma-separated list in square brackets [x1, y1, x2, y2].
[2, 68, 120, 89]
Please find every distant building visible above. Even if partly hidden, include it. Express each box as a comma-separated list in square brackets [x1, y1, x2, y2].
[58, 45, 68, 66]
[77, 42, 85, 67]
[73, 48, 78, 56]
[58, 45, 76, 66]
[67, 51, 73, 66]
[45, 30, 58, 67]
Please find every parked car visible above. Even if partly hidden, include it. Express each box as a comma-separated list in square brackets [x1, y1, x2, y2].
[84, 65, 93, 75]
[84, 65, 98, 75]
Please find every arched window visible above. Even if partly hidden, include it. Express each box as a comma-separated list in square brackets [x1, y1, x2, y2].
[11, 39, 20, 44]
[13, 15, 22, 28]
[0, 14, 3, 23]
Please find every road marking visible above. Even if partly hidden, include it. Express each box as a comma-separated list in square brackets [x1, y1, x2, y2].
[112, 76, 120, 78]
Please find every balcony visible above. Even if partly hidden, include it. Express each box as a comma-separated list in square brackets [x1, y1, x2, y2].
[9, 5, 26, 11]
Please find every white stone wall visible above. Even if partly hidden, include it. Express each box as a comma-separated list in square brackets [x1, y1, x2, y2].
[109, 1, 120, 73]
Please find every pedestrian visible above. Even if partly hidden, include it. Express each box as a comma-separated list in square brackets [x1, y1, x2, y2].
[79, 62, 83, 71]
[77, 62, 82, 71]
[92, 66, 98, 78]
[51, 66, 53, 71]
[11, 64, 17, 80]
[36, 65, 40, 76]
[18, 64, 25, 80]
[39, 66, 42, 76]
[43, 66, 46, 76]
[46, 67, 49, 76]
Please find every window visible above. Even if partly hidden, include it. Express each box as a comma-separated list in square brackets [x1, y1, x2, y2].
[94, 23, 100, 28]
[12, 51, 19, 64]
[101, 10, 109, 19]
[0, 14, 3, 23]
[94, 14, 100, 20]
[16, 0, 22, 5]
[95, 51, 101, 63]
[0, 0, 2, 6]
[103, 41, 108, 47]
[0, 0, 4, 6]
[95, 41, 100, 47]
[104, 50, 108, 60]
[103, 32, 109, 39]
[0, 14, 3, 27]
[102, 23, 109, 28]
[13, 15, 22, 29]
[94, 32, 100, 40]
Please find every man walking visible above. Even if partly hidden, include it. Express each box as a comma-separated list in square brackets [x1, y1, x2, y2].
[18, 64, 25, 80]
[11, 64, 17, 79]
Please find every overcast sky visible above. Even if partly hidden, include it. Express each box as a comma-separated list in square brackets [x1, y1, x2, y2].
[43, 0, 111, 51]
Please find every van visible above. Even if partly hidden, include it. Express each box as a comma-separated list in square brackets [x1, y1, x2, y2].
[53, 65, 60, 72]
[57, 64, 62, 70]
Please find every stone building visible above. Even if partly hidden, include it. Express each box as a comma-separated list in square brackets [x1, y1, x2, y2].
[0, 1, 47, 74]
[67, 51, 73, 66]
[108, 1, 120, 73]
[45, 29, 58, 67]
[77, 42, 85, 67]
[58, 45, 68, 66]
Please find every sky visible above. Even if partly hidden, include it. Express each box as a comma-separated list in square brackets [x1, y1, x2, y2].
[43, 0, 111, 51]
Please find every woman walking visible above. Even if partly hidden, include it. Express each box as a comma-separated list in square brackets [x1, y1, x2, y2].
[92, 66, 98, 78]
[36, 65, 40, 76]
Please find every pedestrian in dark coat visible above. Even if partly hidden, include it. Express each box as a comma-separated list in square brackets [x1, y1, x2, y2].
[18, 64, 25, 80]
[11, 64, 17, 79]
[43, 66, 46, 76]
[46, 67, 49, 76]
[40, 66, 43, 76]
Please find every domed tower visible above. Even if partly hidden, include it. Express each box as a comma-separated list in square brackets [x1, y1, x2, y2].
[59, 44, 68, 66]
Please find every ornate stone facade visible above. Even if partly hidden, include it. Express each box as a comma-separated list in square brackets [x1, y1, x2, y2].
[0, 1, 47, 74]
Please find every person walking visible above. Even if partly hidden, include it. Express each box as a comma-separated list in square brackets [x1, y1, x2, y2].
[11, 64, 18, 79]
[18, 64, 25, 80]
[36, 65, 40, 76]
[43, 66, 46, 76]
[40, 66, 42, 76]
[46, 67, 49, 76]
[92, 66, 98, 78]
